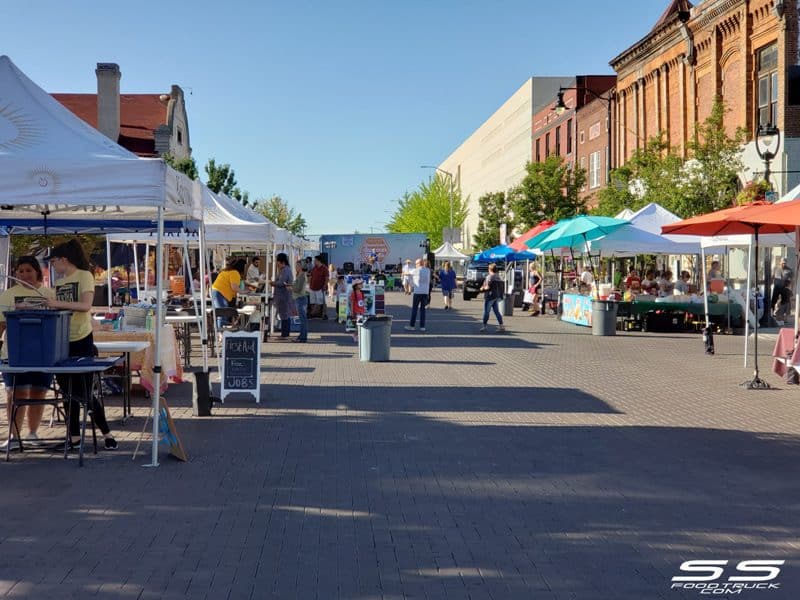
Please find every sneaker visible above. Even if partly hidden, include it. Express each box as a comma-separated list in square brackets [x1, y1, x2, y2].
[479, 326, 487, 332]
[498, 325, 506, 332]
[404, 325, 417, 332]
[104, 437, 118, 450]
[24, 432, 43, 446]
[420, 327, 426, 332]
[1, 437, 19, 451]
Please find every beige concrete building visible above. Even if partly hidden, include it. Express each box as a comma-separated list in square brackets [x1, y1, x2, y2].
[438, 77, 574, 250]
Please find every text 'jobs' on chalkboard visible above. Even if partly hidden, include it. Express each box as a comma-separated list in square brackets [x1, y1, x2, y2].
[221, 331, 261, 403]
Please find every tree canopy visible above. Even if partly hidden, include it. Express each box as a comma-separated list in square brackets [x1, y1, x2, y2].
[472, 192, 508, 250]
[204, 158, 250, 206]
[386, 174, 468, 249]
[163, 153, 198, 181]
[253, 195, 307, 236]
[593, 98, 746, 219]
[509, 154, 586, 228]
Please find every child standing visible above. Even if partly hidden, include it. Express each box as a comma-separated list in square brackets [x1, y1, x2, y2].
[349, 279, 366, 342]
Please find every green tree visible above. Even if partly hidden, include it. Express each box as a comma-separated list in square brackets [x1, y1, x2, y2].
[163, 153, 199, 180]
[509, 155, 586, 228]
[681, 98, 746, 216]
[386, 174, 468, 249]
[594, 99, 745, 219]
[473, 191, 508, 250]
[593, 133, 684, 217]
[253, 195, 307, 236]
[204, 158, 250, 206]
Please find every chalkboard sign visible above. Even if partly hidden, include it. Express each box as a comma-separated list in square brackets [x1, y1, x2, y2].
[221, 330, 261, 402]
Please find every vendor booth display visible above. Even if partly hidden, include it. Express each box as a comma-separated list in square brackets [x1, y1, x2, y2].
[0, 55, 203, 466]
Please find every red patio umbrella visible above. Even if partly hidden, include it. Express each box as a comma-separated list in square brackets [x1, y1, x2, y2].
[663, 201, 796, 389]
[509, 220, 556, 251]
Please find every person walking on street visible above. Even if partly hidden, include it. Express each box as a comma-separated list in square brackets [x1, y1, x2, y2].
[480, 263, 505, 333]
[292, 260, 308, 342]
[308, 254, 329, 319]
[772, 257, 793, 325]
[401, 259, 413, 295]
[270, 253, 294, 339]
[438, 261, 457, 310]
[404, 259, 430, 332]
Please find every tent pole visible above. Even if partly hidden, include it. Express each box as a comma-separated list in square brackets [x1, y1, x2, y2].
[744, 236, 752, 368]
[132, 243, 140, 300]
[701, 246, 710, 329]
[143, 243, 150, 298]
[147, 206, 165, 468]
[106, 237, 113, 309]
[197, 223, 209, 371]
[741, 227, 771, 390]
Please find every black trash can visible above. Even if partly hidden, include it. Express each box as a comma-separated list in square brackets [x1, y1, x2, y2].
[192, 370, 213, 416]
[502, 293, 515, 316]
[592, 299, 618, 336]
[358, 315, 392, 362]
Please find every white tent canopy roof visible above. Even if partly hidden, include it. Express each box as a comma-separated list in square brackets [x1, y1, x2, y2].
[433, 241, 469, 260]
[107, 186, 275, 246]
[588, 223, 703, 256]
[0, 55, 200, 229]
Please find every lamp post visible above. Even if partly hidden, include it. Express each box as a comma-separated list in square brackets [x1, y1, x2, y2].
[420, 165, 454, 233]
[755, 123, 781, 192]
[553, 86, 614, 185]
[755, 123, 781, 331]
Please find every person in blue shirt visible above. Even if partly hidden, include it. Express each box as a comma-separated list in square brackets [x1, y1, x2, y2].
[438, 261, 457, 310]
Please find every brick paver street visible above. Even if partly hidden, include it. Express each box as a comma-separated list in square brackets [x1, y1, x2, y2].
[2, 291, 800, 599]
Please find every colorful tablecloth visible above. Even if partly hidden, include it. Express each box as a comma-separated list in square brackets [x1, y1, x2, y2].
[94, 326, 183, 393]
[771, 327, 799, 377]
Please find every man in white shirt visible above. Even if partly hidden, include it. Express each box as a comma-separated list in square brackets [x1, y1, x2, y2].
[579, 264, 594, 288]
[404, 258, 431, 332]
[247, 257, 261, 283]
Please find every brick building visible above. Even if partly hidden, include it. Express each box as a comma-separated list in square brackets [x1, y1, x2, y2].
[531, 76, 616, 205]
[52, 63, 191, 159]
[610, 0, 800, 194]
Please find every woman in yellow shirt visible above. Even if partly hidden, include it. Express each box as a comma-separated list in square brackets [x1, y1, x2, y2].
[46, 240, 117, 451]
[212, 258, 246, 328]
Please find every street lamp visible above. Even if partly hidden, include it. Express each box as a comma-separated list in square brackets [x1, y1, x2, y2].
[420, 165, 454, 231]
[755, 123, 781, 191]
[553, 86, 614, 184]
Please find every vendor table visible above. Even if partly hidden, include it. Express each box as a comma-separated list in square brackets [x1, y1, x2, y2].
[165, 314, 201, 369]
[618, 300, 742, 318]
[772, 327, 799, 377]
[2, 356, 123, 466]
[93, 326, 183, 393]
[94, 340, 150, 420]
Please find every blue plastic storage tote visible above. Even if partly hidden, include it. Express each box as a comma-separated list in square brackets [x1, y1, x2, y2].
[5, 310, 71, 367]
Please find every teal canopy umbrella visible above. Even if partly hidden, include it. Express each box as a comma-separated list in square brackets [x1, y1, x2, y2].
[533, 216, 629, 251]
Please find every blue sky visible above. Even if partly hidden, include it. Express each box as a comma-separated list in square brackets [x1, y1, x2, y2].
[1, 0, 668, 235]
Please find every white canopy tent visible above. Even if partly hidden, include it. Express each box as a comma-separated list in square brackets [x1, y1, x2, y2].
[433, 241, 469, 261]
[0, 55, 203, 467]
[587, 223, 703, 256]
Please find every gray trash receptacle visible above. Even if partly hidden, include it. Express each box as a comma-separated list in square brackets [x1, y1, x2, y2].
[358, 315, 392, 361]
[502, 293, 515, 316]
[592, 299, 618, 336]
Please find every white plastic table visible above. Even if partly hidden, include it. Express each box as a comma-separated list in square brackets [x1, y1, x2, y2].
[94, 341, 150, 420]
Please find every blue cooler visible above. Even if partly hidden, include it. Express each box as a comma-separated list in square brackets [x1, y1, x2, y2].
[5, 310, 72, 367]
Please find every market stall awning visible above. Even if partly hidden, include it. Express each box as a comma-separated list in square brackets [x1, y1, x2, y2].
[432, 241, 469, 261]
[508, 220, 555, 251]
[0, 55, 201, 227]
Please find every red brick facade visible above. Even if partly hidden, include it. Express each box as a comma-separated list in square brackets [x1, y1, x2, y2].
[611, 0, 797, 165]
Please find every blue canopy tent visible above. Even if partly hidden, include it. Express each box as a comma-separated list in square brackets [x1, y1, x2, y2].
[473, 245, 537, 262]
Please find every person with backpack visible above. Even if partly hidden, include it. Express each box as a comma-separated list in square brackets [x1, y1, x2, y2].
[479, 263, 505, 333]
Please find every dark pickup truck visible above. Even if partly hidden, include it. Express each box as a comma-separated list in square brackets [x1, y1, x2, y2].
[462, 261, 525, 302]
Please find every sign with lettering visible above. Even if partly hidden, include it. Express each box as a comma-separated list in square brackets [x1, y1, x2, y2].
[221, 331, 261, 402]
